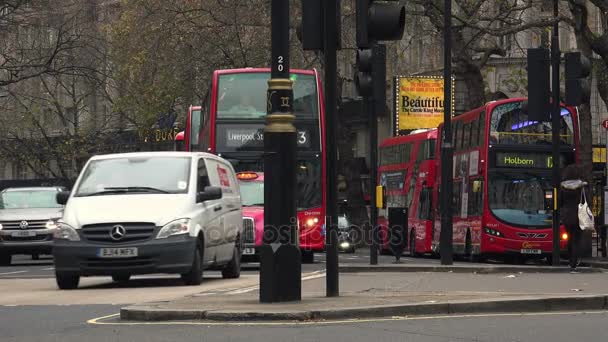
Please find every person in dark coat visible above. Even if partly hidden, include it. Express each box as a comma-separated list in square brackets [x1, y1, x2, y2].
[560, 164, 587, 269]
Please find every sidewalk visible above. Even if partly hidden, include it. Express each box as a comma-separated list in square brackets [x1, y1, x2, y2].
[121, 269, 608, 322]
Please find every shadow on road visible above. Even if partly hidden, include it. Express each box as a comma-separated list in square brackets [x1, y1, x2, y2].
[77, 276, 225, 290]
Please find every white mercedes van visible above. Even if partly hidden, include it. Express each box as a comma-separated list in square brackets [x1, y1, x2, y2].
[52, 152, 243, 289]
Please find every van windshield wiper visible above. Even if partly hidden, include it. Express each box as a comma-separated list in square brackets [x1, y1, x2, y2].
[104, 186, 170, 194]
[80, 186, 169, 197]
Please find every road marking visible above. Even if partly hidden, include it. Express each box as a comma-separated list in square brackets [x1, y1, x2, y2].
[0, 271, 27, 276]
[88, 310, 608, 326]
[42, 267, 54, 271]
[225, 271, 326, 295]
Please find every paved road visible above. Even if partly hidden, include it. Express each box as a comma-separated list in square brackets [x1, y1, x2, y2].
[1, 306, 606, 342]
[0, 250, 405, 280]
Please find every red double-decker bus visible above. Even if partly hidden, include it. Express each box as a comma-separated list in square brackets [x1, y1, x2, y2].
[377, 129, 437, 255]
[179, 68, 325, 263]
[431, 98, 576, 262]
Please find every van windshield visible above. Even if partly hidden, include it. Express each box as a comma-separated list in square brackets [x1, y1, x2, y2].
[0, 190, 62, 209]
[75, 157, 191, 197]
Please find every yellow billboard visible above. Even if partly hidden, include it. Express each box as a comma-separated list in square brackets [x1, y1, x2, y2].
[395, 76, 452, 131]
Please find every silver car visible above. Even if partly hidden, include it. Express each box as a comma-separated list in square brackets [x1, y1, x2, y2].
[0, 187, 65, 265]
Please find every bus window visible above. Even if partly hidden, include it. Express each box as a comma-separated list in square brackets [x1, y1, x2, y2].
[471, 118, 479, 148]
[190, 109, 202, 149]
[479, 111, 486, 145]
[489, 102, 574, 145]
[216, 73, 318, 119]
[468, 179, 483, 216]
[452, 122, 459, 151]
[417, 188, 432, 220]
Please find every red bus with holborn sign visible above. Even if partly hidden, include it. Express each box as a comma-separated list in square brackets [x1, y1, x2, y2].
[431, 98, 576, 262]
[377, 129, 437, 256]
[179, 68, 325, 263]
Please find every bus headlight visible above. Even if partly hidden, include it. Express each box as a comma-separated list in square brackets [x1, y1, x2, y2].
[157, 219, 190, 239]
[561, 232, 569, 240]
[483, 227, 503, 237]
[53, 223, 80, 241]
[306, 217, 320, 227]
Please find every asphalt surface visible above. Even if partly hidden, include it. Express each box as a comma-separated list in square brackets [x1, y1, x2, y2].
[2, 306, 607, 342]
[1, 252, 606, 341]
[0, 250, 403, 279]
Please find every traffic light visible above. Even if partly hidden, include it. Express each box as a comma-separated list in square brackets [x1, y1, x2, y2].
[356, 0, 405, 48]
[527, 48, 551, 121]
[355, 44, 387, 114]
[355, 48, 373, 96]
[565, 51, 591, 106]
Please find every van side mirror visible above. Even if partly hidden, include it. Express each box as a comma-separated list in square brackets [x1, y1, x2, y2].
[197, 186, 222, 203]
[56, 191, 71, 205]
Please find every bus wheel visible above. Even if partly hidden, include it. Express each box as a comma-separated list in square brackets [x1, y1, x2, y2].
[409, 230, 417, 257]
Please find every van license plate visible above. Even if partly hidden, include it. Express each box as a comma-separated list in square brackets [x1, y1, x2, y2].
[243, 248, 255, 255]
[520, 249, 542, 255]
[98, 247, 138, 258]
[11, 231, 36, 237]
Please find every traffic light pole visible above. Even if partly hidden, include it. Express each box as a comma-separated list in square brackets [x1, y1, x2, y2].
[260, 0, 301, 303]
[324, 0, 339, 297]
[368, 95, 379, 265]
[551, 0, 561, 266]
[440, 0, 454, 265]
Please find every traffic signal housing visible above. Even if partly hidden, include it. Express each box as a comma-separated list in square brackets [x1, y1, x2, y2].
[565, 52, 591, 106]
[355, 44, 387, 114]
[356, 0, 405, 48]
[527, 48, 551, 121]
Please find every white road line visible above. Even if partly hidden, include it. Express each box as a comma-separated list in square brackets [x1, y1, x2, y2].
[88, 310, 608, 326]
[0, 270, 27, 276]
[42, 267, 54, 271]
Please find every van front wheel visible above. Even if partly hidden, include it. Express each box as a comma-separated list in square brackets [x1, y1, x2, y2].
[56, 272, 79, 290]
[181, 244, 203, 286]
[222, 243, 241, 279]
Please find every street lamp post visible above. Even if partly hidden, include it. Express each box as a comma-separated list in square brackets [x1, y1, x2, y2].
[440, 0, 454, 265]
[259, 0, 301, 303]
[550, 0, 561, 266]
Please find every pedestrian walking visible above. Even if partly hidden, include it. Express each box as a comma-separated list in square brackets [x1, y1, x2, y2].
[560, 164, 588, 270]
[389, 208, 407, 263]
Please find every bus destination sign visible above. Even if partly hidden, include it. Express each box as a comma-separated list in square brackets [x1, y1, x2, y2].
[216, 123, 318, 152]
[495, 152, 566, 169]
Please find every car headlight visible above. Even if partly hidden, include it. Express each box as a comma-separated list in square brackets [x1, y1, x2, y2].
[53, 222, 80, 241]
[340, 241, 350, 248]
[46, 220, 58, 230]
[157, 219, 190, 239]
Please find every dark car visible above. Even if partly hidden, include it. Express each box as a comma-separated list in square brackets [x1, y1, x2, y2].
[0, 187, 65, 265]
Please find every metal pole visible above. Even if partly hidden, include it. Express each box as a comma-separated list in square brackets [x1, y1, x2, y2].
[551, 0, 561, 266]
[260, 0, 301, 303]
[368, 95, 379, 265]
[440, 0, 454, 265]
[324, 0, 339, 297]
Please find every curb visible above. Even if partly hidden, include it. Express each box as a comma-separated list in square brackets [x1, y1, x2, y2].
[338, 265, 603, 274]
[120, 295, 608, 322]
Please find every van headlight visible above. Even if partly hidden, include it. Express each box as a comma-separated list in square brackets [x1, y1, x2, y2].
[53, 222, 80, 241]
[157, 219, 190, 239]
[46, 220, 58, 230]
